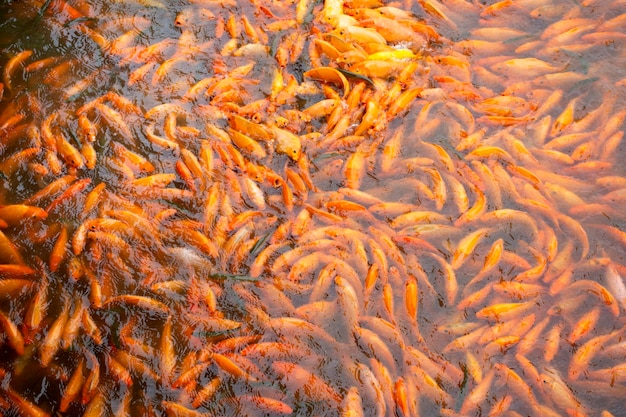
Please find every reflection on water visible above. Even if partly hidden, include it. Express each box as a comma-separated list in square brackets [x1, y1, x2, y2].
[0, 0, 626, 416]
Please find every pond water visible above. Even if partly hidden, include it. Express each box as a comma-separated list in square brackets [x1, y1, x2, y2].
[0, 0, 625, 416]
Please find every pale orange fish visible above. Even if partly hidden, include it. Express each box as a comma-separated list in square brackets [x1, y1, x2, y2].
[2, 50, 33, 94]
[452, 227, 490, 270]
[0, 229, 24, 266]
[81, 351, 100, 405]
[4, 383, 50, 417]
[539, 367, 588, 415]
[161, 401, 204, 417]
[39, 303, 70, 367]
[191, 376, 221, 408]
[341, 386, 364, 417]
[0, 204, 48, 225]
[272, 361, 340, 403]
[456, 283, 494, 311]
[60, 358, 85, 412]
[0, 310, 24, 355]
[476, 300, 536, 323]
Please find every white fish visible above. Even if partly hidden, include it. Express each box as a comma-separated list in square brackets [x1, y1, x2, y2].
[605, 263, 626, 311]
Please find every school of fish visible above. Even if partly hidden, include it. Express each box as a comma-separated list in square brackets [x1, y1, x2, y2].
[0, 0, 625, 415]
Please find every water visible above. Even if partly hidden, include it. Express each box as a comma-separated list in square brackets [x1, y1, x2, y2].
[0, 0, 626, 416]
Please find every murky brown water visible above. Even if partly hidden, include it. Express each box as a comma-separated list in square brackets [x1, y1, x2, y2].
[0, 0, 626, 416]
